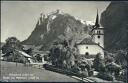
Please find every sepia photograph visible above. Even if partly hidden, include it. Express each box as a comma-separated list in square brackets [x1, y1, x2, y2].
[0, 1, 128, 83]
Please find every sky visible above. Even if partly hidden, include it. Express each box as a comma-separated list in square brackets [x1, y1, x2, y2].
[1, 1, 110, 42]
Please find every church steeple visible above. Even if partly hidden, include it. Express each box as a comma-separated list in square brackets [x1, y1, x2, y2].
[95, 9, 100, 27]
[91, 9, 104, 48]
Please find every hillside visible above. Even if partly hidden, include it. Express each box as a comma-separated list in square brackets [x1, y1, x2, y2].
[100, 1, 128, 51]
[22, 10, 92, 50]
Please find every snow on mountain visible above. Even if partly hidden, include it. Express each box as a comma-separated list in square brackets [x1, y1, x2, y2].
[74, 17, 94, 26]
[85, 21, 95, 26]
[80, 19, 86, 24]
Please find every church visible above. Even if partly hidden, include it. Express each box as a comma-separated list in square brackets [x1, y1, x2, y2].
[77, 10, 104, 59]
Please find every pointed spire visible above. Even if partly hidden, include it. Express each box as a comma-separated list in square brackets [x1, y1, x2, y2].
[95, 9, 100, 27]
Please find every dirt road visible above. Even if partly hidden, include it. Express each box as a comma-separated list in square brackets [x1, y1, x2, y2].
[0, 61, 80, 82]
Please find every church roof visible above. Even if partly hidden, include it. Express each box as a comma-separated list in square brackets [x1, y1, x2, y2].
[77, 37, 95, 45]
[76, 37, 104, 50]
[95, 9, 100, 27]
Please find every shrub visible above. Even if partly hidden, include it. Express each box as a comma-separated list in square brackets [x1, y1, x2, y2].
[97, 72, 114, 81]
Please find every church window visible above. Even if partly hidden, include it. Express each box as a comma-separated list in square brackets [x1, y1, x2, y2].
[85, 52, 89, 56]
[86, 46, 88, 49]
[98, 35, 100, 38]
[97, 30, 101, 34]
[99, 31, 101, 34]
[97, 31, 99, 34]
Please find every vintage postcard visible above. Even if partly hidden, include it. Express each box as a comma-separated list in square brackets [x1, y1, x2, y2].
[0, 1, 127, 83]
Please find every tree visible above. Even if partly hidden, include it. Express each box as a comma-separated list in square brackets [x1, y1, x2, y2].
[115, 50, 127, 67]
[93, 53, 105, 72]
[49, 41, 61, 66]
[2, 37, 23, 63]
[49, 40, 76, 69]
[2, 37, 23, 54]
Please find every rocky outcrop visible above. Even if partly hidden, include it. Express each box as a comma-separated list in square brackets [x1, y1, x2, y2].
[22, 10, 91, 50]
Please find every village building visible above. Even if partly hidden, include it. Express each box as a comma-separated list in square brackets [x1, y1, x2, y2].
[1, 49, 32, 62]
[77, 10, 104, 59]
[33, 51, 48, 64]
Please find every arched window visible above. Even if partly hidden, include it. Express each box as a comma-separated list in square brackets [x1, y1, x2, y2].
[99, 31, 101, 34]
[98, 35, 100, 38]
[85, 52, 89, 56]
[97, 30, 101, 34]
[86, 46, 88, 49]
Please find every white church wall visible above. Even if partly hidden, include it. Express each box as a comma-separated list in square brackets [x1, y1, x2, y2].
[77, 44, 104, 58]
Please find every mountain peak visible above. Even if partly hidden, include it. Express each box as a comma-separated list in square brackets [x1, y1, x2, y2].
[22, 10, 91, 50]
[47, 9, 65, 16]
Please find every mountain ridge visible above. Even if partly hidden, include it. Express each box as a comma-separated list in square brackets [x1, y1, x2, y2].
[100, 1, 128, 51]
[22, 10, 92, 50]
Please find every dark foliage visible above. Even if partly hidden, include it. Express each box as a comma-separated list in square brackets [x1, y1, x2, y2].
[1, 37, 26, 63]
[93, 53, 105, 72]
[101, 2, 128, 50]
[2, 37, 23, 54]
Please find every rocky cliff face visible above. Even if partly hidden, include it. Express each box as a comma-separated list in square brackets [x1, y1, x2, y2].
[22, 10, 92, 50]
[100, 1, 128, 50]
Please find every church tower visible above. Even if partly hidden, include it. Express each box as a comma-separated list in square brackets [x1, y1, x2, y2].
[92, 10, 104, 48]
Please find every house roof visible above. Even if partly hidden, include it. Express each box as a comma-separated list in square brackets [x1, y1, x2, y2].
[15, 50, 32, 58]
[2, 50, 32, 58]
